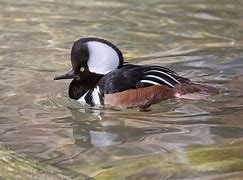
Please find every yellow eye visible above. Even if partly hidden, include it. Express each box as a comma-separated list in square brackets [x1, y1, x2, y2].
[80, 67, 85, 72]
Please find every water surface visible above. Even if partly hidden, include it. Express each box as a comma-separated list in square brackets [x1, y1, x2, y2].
[1, 0, 243, 179]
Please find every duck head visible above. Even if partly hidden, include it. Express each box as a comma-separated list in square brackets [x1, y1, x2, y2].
[54, 37, 124, 81]
[54, 37, 124, 99]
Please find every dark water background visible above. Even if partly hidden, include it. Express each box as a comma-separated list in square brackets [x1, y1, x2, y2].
[0, 0, 243, 179]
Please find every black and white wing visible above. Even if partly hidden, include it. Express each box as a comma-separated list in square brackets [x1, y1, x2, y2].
[139, 65, 187, 88]
[99, 64, 189, 94]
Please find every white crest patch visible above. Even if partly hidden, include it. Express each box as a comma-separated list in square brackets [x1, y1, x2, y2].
[87, 41, 120, 74]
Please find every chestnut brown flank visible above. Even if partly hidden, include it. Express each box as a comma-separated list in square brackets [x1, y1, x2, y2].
[104, 85, 175, 108]
[104, 83, 218, 109]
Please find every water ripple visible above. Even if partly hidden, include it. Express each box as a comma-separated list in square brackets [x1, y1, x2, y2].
[1, 0, 243, 178]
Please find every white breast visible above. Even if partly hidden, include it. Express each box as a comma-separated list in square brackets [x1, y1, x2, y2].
[87, 41, 120, 74]
[77, 91, 88, 103]
[91, 86, 101, 105]
[77, 86, 102, 105]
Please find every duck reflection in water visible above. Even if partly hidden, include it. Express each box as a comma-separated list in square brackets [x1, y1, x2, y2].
[71, 108, 122, 148]
[67, 107, 178, 149]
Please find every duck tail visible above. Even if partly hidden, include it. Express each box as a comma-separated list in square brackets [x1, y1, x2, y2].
[174, 83, 219, 100]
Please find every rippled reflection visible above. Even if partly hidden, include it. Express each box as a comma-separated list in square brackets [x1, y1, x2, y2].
[1, 0, 243, 178]
[69, 108, 181, 148]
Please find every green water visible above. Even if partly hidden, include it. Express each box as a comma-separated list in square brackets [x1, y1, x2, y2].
[0, 0, 243, 179]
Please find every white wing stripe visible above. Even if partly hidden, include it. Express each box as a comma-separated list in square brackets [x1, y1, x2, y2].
[144, 75, 175, 87]
[146, 70, 181, 84]
[140, 80, 160, 85]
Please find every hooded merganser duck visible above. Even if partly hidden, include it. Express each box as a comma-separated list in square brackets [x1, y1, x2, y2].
[54, 37, 218, 109]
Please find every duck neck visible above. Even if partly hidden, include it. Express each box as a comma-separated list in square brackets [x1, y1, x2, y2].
[68, 73, 102, 100]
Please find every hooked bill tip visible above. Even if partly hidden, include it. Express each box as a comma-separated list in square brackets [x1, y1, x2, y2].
[53, 70, 76, 80]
